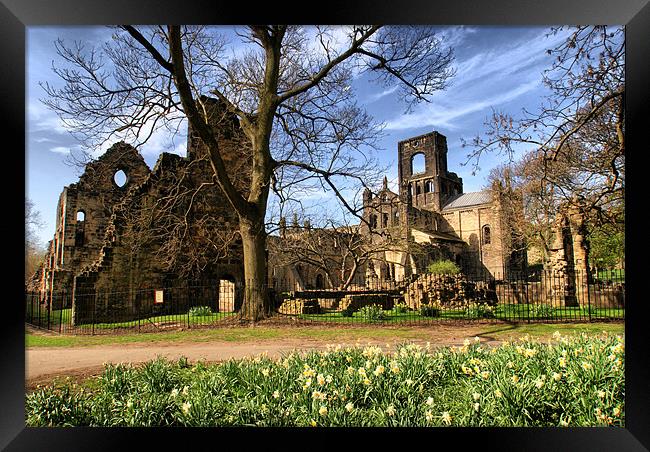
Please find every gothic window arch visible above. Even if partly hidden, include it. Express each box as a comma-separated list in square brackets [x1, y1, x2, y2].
[411, 153, 426, 175]
[75, 210, 86, 246]
[482, 224, 491, 245]
[370, 214, 378, 229]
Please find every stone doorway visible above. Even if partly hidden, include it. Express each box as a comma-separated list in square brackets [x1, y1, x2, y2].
[218, 278, 236, 312]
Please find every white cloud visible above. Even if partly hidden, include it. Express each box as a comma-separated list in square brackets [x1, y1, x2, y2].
[49, 146, 71, 154]
[383, 28, 574, 132]
[365, 85, 400, 104]
[385, 78, 540, 131]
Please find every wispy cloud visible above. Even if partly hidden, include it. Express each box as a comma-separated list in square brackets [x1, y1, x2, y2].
[385, 78, 540, 131]
[49, 146, 71, 154]
[383, 28, 573, 132]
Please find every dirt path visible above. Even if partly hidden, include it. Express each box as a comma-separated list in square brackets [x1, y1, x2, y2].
[26, 324, 509, 391]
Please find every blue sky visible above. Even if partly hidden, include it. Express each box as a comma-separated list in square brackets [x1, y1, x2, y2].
[26, 25, 573, 246]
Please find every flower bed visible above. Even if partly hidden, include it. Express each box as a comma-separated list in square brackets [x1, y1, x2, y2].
[26, 332, 624, 427]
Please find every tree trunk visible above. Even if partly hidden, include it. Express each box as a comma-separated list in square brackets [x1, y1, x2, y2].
[239, 216, 271, 321]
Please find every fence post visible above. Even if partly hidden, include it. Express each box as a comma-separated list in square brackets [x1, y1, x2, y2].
[187, 284, 191, 329]
[47, 297, 54, 331]
[586, 270, 592, 322]
[59, 287, 65, 334]
[91, 289, 96, 336]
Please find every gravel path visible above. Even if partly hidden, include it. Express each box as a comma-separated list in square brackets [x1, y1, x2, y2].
[25, 324, 508, 390]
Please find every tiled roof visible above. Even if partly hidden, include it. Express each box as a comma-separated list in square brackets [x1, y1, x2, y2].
[442, 191, 492, 210]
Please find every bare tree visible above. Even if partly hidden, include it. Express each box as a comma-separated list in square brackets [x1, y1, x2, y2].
[41, 25, 456, 321]
[464, 26, 624, 269]
[463, 27, 623, 209]
[269, 211, 413, 291]
[25, 198, 46, 283]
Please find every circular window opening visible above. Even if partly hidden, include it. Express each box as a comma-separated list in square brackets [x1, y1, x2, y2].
[113, 170, 128, 188]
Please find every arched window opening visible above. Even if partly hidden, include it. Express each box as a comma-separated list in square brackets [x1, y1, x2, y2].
[382, 212, 389, 228]
[424, 180, 435, 193]
[315, 274, 324, 290]
[113, 169, 128, 188]
[370, 214, 378, 229]
[482, 225, 491, 245]
[410, 153, 426, 175]
[75, 210, 85, 246]
[416, 184, 422, 195]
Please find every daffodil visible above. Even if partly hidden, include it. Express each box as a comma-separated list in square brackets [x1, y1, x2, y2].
[345, 402, 354, 412]
[182, 401, 191, 414]
[386, 405, 396, 416]
[319, 406, 328, 417]
[441, 411, 452, 425]
[426, 397, 434, 406]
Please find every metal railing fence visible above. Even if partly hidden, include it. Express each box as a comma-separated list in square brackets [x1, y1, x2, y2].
[25, 269, 625, 335]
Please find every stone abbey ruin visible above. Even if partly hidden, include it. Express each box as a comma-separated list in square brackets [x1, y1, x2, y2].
[30, 97, 603, 324]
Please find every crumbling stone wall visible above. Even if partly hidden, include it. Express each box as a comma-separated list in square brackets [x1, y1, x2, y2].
[32, 97, 251, 326]
[545, 203, 590, 307]
[33, 142, 150, 309]
[402, 273, 497, 310]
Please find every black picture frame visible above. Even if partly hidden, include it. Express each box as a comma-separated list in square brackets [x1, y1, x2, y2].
[4, 0, 648, 450]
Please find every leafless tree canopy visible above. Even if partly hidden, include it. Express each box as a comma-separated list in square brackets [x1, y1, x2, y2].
[466, 26, 624, 263]
[41, 25, 456, 320]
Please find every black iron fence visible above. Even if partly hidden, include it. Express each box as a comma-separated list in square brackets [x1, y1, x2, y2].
[25, 269, 625, 335]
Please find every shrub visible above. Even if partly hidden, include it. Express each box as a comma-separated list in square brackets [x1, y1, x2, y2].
[341, 307, 354, 317]
[531, 304, 555, 319]
[419, 304, 440, 317]
[392, 303, 410, 314]
[189, 306, 213, 317]
[358, 304, 386, 322]
[467, 303, 495, 319]
[427, 260, 461, 275]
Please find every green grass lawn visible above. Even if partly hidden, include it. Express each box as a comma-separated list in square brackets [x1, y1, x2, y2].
[26, 320, 624, 348]
[297, 303, 624, 323]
